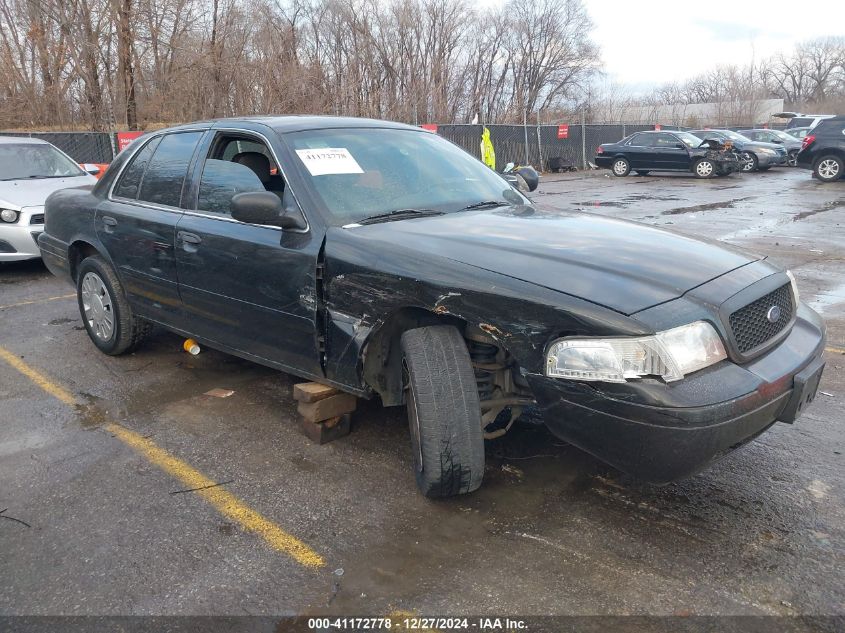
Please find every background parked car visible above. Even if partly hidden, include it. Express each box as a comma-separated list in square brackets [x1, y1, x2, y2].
[775, 112, 836, 129]
[689, 129, 788, 172]
[739, 129, 803, 166]
[595, 130, 741, 178]
[784, 126, 813, 140]
[796, 115, 845, 182]
[0, 136, 98, 262]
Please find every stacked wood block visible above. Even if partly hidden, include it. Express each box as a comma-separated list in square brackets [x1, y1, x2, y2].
[294, 382, 356, 444]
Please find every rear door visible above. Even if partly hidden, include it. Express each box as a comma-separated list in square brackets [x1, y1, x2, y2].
[174, 127, 322, 375]
[97, 130, 205, 325]
[624, 133, 653, 169]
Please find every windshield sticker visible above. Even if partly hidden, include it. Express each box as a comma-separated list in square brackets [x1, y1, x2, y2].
[295, 148, 364, 176]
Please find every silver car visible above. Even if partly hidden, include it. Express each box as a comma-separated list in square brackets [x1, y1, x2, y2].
[0, 137, 98, 262]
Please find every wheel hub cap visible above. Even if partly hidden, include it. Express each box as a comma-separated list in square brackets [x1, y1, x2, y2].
[81, 272, 114, 341]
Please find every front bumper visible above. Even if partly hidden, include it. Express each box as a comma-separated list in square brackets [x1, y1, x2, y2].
[527, 305, 826, 483]
[0, 206, 44, 261]
[757, 151, 788, 168]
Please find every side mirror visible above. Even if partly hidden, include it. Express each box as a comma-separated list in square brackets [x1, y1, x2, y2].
[82, 163, 101, 175]
[773, 139, 783, 144]
[674, 143, 686, 149]
[229, 191, 295, 229]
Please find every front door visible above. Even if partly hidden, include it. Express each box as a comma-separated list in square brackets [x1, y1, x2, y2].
[96, 130, 205, 325]
[654, 133, 691, 170]
[174, 130, 322, 376]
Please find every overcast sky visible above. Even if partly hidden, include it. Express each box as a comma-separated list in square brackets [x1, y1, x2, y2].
[584, 0, 845, 91]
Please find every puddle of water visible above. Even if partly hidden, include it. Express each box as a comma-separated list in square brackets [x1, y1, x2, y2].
[573, 200, 627, 208]
[807, 281, 845, 314]
[663, 197, 754, 215]
[792, 199, 845, 222]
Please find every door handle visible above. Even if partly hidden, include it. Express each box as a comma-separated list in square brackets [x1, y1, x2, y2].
[177, 231, 202, 251]
[102, 215, 117, 233]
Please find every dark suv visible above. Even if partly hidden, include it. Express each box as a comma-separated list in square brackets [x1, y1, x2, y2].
[796, 116, 845, 182]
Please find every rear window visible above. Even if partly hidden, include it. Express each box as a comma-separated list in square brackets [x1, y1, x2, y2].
[137, 132, 203, 207]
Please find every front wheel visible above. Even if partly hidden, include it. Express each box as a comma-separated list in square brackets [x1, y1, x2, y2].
[693, 159, 715, 178]
[611, 158, 630, 177]
[814, 155, 843, 182]
[740, 152, 758, 172]
[788, 150, 798, 167]
[401, 325, 485, 497]
[76, 255, 151, 355]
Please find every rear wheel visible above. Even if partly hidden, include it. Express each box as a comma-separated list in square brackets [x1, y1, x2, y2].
[611, 158, 630, 177]
[814, 155, 843, 182]
[76, 255, 151, 355]
[788, 150, 798, 167]
[401, 325, 484, 497]
[693, 159, 715, 178]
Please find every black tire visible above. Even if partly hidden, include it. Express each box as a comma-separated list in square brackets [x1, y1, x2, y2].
[635, 170, 650, 176]
[611, 157, 630, 177]
[788, 150, 798, 167]
[813, 155, 844, 182]
[400, 325, 484, 497]
[693, 158, 716, 179]
[76, 255, 151, 355]
[740, 152, 758, 172]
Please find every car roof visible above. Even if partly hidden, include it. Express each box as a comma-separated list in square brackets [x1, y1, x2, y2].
[0, 135, 51, 145]
[159, 115, 420, 134]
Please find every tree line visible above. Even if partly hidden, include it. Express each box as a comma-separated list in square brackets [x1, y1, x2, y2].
[0, 0, 598, 130]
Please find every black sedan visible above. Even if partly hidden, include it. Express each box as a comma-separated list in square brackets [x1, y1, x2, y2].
[38, 116, 825, 497]
[595, 130, 742, 178]
[689, 129, 789, 172]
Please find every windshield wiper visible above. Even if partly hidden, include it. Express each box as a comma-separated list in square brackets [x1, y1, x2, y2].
[356, 208, 444, 226]
[460, 200, 510, 211]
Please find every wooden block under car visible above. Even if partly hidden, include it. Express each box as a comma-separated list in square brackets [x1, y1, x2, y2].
[300, 413, 352, 444]
[297, 393, 357, 423]
[293, 382, 340, 403]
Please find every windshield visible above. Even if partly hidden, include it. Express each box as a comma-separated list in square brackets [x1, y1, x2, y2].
[673, 132, 704, 147]
[772, 130, 796, 141]
[0, 143, 85, 180]
[285, 128, 528, 226]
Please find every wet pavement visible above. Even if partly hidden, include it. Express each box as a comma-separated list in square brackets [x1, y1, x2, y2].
[0, 167, 843, 619]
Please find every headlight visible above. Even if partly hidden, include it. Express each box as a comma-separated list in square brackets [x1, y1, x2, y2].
[0, 208, 19, 223]
[545, 321, 727, 383]
[786, 269, 800, 304]
[758, 148, 776, 155]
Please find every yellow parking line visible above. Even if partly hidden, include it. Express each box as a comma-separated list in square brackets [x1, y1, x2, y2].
[826, 346, 845, 354]
[0, 345, 325, 569]
[0, 293, 75, 310]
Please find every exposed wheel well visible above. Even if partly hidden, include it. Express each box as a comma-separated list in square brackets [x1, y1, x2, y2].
[68, 240, 101, 282]
[362, 307, 467, 406]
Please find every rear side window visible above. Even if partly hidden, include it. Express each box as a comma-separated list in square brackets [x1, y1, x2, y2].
[114, 136, 161, 199]
[629, 133, 653, 146]
[137, 132, 203, 207]
[813, 120, 844, 136]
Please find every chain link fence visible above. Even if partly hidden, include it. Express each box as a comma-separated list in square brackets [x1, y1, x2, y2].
[436, 122, 685, 172]
[0, 131, 115, 163]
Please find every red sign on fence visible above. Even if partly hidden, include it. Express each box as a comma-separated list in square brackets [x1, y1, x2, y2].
[116, 131, 144, 152]
[420, 124, 438, 133]
[557, 124, 569, 139]
[654, 124, 662, 131]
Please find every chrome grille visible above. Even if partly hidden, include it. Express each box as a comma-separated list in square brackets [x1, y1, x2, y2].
[729, 283, 793, 354]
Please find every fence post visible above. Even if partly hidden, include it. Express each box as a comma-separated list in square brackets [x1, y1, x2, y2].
[536, 111, 543, 172]
[523, 107, 529, 166]
[580, 109, 586, 170]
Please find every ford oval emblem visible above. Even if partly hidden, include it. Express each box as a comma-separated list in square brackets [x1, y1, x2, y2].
[767, 305, 782, 323]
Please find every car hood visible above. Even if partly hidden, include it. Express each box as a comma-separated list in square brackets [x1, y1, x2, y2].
[0, 176, 95, 209]
[350, 206, 759, 315]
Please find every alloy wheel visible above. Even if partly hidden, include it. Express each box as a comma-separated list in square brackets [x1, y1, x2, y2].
[818, 159, 841, 180]
[740, 152, 755, 172]
[81, 272, 115, 341]
[613, 160, 628, 175]
[696, 160, 714, 177]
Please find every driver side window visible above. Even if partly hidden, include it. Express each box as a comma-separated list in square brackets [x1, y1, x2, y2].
[196, 134, 286, 218]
